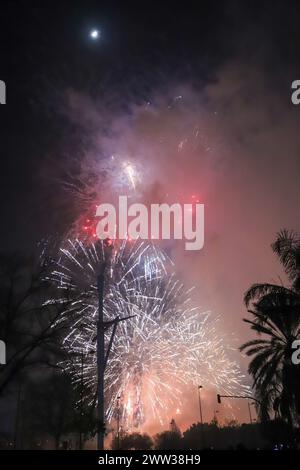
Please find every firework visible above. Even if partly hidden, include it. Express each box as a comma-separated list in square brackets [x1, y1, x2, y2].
[47, 238, 248, 430]
[60, 154, 142, 240]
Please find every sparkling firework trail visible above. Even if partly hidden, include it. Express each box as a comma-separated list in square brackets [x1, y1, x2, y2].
[47, 238, 248, 430]
[61, 154, 141, 239]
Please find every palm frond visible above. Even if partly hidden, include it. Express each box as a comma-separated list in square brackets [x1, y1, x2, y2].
[272, 229, 300, 284]
[244, 283, 293, 307]
[239, 338, 271, 352]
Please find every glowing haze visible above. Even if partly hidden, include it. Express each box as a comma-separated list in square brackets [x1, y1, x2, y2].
[43, 59, 300, 428]
[48, 239, 248, 432]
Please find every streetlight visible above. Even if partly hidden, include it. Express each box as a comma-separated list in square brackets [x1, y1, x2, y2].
[197, 385, 205, 448]
[198, 385, 203, 425]
[216, 394, 261, 406]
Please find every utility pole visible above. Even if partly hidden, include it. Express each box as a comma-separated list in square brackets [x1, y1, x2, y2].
[96, 239, 135, 450]
[97, 266, 105, 451]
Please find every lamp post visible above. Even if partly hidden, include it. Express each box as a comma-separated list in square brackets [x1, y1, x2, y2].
[198, 385, 205, 448]
[198, 385, 203, 425]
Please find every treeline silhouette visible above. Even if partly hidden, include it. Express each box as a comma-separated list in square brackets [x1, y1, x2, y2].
[0, 230, 299, 449]
[111, 418, 298, 450]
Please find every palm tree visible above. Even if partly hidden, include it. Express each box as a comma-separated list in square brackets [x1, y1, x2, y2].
[240, 230, 300, 426]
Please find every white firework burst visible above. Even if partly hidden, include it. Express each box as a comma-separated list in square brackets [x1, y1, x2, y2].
[47, 238, 248, 430]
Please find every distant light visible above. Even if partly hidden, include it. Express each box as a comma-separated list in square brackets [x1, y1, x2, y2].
[90, 29, 100, 40]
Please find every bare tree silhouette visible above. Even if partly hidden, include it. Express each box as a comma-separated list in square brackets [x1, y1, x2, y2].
[0, 252, 75, 396]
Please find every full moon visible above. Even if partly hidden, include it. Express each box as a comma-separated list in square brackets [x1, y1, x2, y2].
[90, 29, 100, 40]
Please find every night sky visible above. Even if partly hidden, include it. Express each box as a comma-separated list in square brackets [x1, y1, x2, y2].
[1, 0, 300, 429]
[1, 0, 300, 250]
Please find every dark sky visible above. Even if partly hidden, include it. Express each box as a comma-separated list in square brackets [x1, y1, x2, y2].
[1, 0, 300, 251]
